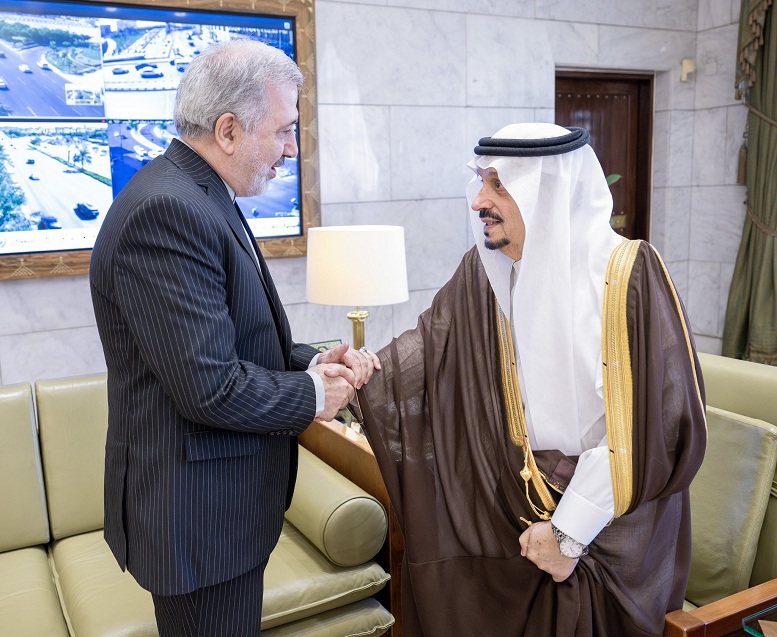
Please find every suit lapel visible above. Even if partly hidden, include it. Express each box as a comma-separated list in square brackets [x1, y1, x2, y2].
[164, 139, 293, 367]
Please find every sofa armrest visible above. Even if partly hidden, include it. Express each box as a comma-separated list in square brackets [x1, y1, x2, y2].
[285, 446, 387, 567]
[664, 578, 777, 636]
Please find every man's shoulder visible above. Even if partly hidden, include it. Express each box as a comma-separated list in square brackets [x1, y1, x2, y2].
[110, 157, 202, 213]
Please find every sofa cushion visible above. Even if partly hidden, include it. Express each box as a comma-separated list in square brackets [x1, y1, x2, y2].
[0, 383, 50, 552]
[262, 521, 390, 630]
[49, 524, 390, 635]
[36, 374, 108, 540]
[263, 598, 394, 636]
[286, 447, 387, 567]
[49, 530, 158, 637]
[0, 545, 69, 636]
[685, 406, 777, 607]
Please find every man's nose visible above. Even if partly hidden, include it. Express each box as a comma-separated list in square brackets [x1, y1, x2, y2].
[471, 187, 488, 211]
[284, 134, 298, 158]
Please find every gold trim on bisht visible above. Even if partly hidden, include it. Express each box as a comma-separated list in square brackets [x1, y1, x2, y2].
[602, 240, 707, 519]
[602, 239, 640, 518]
[495, 300, 557, 523]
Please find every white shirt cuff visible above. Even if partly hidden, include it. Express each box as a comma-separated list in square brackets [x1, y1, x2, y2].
[305, 354, 324, 418]
[551, 488, 612, 546]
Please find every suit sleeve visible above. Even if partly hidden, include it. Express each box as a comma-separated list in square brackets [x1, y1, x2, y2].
[290, 342, 320, 371]
[111, 194, 317, 433]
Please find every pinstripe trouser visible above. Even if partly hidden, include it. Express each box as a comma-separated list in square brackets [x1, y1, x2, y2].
[151, 561, 267, 636]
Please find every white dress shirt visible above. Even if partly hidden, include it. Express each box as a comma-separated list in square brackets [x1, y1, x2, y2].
[510, 261, 614, 545]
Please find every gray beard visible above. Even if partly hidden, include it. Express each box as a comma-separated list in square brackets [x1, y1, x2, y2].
[238, 141, 273, 197]
[246, 170, 270, 197]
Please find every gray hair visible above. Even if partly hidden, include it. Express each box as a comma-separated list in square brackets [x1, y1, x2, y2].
[174, 39, 303, 140]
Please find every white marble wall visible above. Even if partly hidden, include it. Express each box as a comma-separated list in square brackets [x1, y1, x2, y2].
[0, 0, 748, 384]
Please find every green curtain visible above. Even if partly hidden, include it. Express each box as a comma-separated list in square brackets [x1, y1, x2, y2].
[722, 0, 777, 364]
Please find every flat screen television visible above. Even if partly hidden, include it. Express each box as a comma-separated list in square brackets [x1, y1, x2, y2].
[0, 0, 319, 279]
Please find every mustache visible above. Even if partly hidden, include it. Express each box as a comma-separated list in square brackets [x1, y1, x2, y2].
[479, 209, 504, 223]
[273, 157, 285, 168]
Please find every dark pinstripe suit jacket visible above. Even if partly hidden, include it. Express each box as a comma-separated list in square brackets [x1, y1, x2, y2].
[90, 139, 319, 596]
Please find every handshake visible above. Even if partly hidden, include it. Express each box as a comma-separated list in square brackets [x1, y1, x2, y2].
[309, 342, 381, 422]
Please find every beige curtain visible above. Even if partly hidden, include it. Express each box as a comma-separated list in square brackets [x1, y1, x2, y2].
[722, 0, 777, 364]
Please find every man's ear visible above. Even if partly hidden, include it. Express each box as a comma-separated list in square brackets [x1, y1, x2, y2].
[213, 112, 239, 155]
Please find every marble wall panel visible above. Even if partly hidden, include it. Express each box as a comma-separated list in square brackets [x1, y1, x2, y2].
[316, 2, 466, 106]
[598, 26, 696, 71]
[265, 256, 308, 305]
[692, 107, 728, 185]
[656, 0, 698, 30]
[730, 0, 742, 23]
[667, 110, 695, 187]
[650, 186, 668, 252]
[387, 0, 533, 17]
[662, 187, 693, 261]
[538, 0, 695, 30]
[535, 0, 604, 25]
[654, 70, 671, 113]
[543, 20, 599, 67]
[322, 0, 386, 4]
[0, 326, 106, 386]
[389, 106, 469, 200]
[655, 69, 697, 112]
[284, 300, 396, 351]
[664, 259, 690, 301]
[652, 110, 670, 188]
[533, 108, 556, 124]
[466, 15, 555, 108]
[322, 198, 469, 291]
[694, 24, 739, 110]
[698, 0, 735, 30]
[0, 275, 94, 337]
[317, 104, 391, 204]
[465, 108, 537, 151]
[690, 185, 746, 263]
[694, 334, 723, 354]
[724, 105, 748, 185]
[687, 260, 721, 336]
[719, 261, 735, 338]
[392, 288, 439, 336]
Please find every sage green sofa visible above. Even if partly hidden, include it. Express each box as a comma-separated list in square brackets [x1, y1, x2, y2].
[0, 374, 394, 637]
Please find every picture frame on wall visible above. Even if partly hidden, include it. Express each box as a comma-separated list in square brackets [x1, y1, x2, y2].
[0, 0, 320, 281]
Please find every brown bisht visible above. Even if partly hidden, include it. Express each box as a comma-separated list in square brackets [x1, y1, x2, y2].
[358, 241, 706, 637]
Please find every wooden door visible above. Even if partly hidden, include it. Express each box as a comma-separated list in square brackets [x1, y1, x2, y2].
[555, 73, 653, 240]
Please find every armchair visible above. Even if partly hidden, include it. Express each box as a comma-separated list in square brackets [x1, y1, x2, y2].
[664, 354, 777, 636]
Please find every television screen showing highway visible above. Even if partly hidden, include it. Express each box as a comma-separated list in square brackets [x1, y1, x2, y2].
[0, 0, 301, 255]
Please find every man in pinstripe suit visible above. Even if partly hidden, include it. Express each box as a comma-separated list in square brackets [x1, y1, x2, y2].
[90, 40, 378, 636]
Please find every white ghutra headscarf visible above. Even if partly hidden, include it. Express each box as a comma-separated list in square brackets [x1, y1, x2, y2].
[466, 122, 623, 454]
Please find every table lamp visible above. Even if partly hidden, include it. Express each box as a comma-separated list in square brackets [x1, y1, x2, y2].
[306, 225, 409, 350]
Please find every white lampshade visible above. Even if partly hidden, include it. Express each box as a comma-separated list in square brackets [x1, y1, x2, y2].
[306, 226, 409, 306]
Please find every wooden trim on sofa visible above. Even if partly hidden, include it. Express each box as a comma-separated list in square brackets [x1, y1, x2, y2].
[299, 419, 405, 637]
[664, 578, 777, 636]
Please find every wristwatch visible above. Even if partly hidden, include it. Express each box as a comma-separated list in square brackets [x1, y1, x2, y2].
[551, 523, 589, 559]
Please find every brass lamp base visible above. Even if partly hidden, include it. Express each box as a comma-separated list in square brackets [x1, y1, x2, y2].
[346, 308, 370, 350]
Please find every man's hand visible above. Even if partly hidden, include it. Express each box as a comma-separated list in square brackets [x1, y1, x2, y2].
[317, 342, 381, 389]
[308, 363, 356, 422]
[519, 521, 578, 583]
